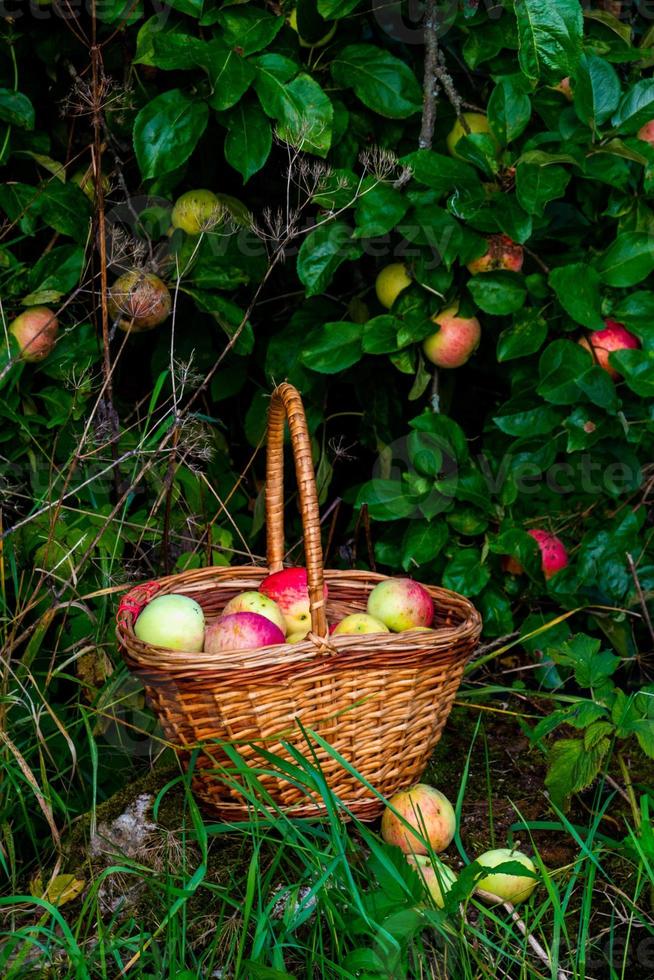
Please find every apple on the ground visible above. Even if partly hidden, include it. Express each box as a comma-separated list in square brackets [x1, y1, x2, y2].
[381, 784, 456, 854]
[474, 847, 538, 904]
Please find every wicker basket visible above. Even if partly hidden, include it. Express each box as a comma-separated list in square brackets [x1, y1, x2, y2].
[117, 383, 482, 820]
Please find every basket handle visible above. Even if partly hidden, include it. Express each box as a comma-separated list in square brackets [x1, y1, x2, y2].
[266, 383, 327, 638]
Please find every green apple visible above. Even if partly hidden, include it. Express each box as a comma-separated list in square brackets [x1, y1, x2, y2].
[333, 613, 389, 635]
[134, 594, 205, 652]
[475, 848, 538, 904]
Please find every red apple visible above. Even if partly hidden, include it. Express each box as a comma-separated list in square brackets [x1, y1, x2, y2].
[108, 270, 171, 333]
[204, 611, 285, 653]
[578, 320, 639, 379]
[381, 784, 456, 855]
[423, 305, 481, 369]
[467, 234, 524, 275]
[9, 307, 58, 362]
[637, 121, 654, 145]
[367, 578, 434, 632]
[259, 567, 328, 634]
[222, 591, 287, 636]
[553, 77, 573, 101]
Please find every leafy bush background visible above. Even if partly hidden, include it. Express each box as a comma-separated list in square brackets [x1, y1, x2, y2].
[2, 0, 654, 826]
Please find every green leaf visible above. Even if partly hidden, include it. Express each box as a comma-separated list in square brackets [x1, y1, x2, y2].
[487, 78, 531, 145]
[497, 310, 547, 361]
[363, 315, 401, 354]
[514, 0, 583, 81]
[0, 89, 34, 130]
[206, 43, 255, 111]
[409, 412, 469, 464]
[402, 151, 479, 198]
[516, 162, 570, 216]
[611, 349, 654, 397]
[34, 181, 92, 242]
[213, 8, 283, 56]
[573, 54, 621, 129]
[297, 221, 360, 296]
[167, 0, 203, 15]
[331, 45, 421, 119]
[494, 403, 563, 437]
[318, 0, 360, 17]
[255, 70, 333, 156]
[553, 634, 619, 688]
[353, 181, 408, 239]
[224, 102, 272, 182]
[301, 322, 362, 373]
[468, 272, 527, 315]
[28, 246, 84, 296]
[549, 263, 604, 328]
[355, 479, 417, 521]
[612, 79, 654, 134]
[597, 233, 654, 287]
[443, 549, 490, 597]
[134, 90, 209, 179]
[537, 340, 594, 404]
[134, 20, 207, 69]
[545, 737, 610, 809]
[401, 522, 448, 571]
[479, 588, 514, 637]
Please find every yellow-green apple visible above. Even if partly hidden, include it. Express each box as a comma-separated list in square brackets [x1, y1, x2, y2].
[474, 847, 538, 904]
[423, 305, 481, 368]
[222, 591, 287, 636]
[287, 629, 310, 643]
[381, 784, 456, 854]
[407, 854, 457, 908]
[375, 263, 412, 309]
[578, 319, 639, 378]
[259, 568, 328, 634]
[467, 234, 523, 274]
[333, 613, 390, 635]
[108, 271, 171, 332]
[446, 112, 490, 158]
[134, 593, 205, 652]
[171, 189, 224, 235]
[204, 611, 285, 653]
[367, 578, 434, 631]
[10, 307, 58, 361]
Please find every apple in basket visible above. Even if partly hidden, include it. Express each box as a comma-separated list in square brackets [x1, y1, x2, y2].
[381, 784, 456, 854]
[333, 613, 389, 635]
[221, 591, 287, 636]
[134, 594, 205, 652]
[205, 611, 285, 653]
[367, 579, 434, 632]
[259, 567, 328, 633]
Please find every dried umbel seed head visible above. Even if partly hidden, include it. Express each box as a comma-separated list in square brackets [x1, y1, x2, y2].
[10, 307, 59, 362]
[108, 271, 171, 333]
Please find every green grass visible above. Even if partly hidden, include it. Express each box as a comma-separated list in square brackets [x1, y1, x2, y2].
[0, 670, 653, 979]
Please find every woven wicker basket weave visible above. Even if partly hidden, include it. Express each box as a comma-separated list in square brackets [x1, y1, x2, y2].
[117, 383, 482, 821]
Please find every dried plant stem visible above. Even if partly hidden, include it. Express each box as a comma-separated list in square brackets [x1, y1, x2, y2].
[419, 0, 440, 150]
